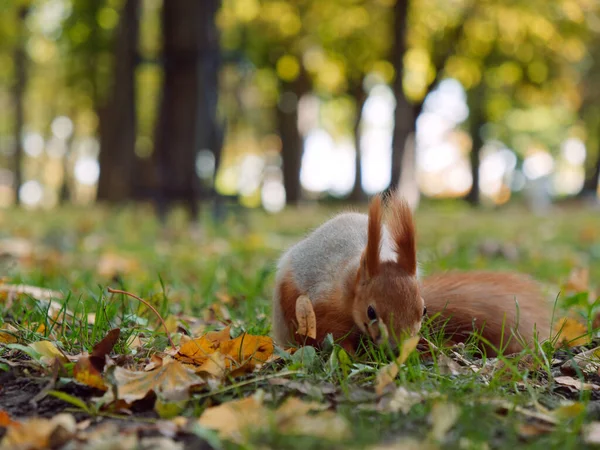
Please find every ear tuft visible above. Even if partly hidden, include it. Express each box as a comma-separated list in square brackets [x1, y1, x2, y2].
[363, 194, 383, 279]
[387, 192, 417, 275]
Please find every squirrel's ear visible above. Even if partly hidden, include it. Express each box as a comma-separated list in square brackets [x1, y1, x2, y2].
[360, 194, 383, 281]
[387, 193, 417, 275]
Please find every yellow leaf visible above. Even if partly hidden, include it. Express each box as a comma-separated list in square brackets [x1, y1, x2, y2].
[73, 357, 107, 391]
[375, 336, 420, 396]
[175, 329, 273, 376]
[295, 295, 317, 339]
[29, 340, 68, 364]
[0, 323, 18, 344]
[198, 394, 349, 443]
[1, 413, 76, 449]
[553, 317, 590, 347]
[112, 356, 204, 403]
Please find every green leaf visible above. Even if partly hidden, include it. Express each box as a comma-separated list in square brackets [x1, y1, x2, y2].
[48, 390, 91, 413]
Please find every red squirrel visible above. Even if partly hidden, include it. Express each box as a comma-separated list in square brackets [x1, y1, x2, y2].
[271, 193, 551, 355]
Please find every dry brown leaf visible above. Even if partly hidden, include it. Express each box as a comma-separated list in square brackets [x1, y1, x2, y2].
[111, 356, 204, 403]
[0, 413, 76, 450]
[518, 422, 554, 438]
[553, 317, 591, 348]
[198, 395, 266, 441]
[73, 328, 121, 391]
[375, 336, 420, 396]
[295, 295, 317, 339]
[554, 375, 600, 391]
[436, 353, 463, 376]
[429, 402, 460, 442]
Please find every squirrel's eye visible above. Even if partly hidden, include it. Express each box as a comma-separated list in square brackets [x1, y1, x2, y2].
[367, 305, 377, 321]
[423, 306, 427, 317]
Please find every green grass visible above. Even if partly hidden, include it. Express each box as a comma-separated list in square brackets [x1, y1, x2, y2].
[1, 201, 599, 449]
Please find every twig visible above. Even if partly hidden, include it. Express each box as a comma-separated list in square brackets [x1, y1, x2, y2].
[107, 287, 176, 351]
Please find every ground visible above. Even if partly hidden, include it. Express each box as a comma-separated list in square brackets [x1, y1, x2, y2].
[0, 200, 599, 450]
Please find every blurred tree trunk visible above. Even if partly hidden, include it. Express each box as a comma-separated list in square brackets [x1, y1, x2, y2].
[389, 0, 415, 191]
[13, 6, 29, 205]
[96, 0, 140, 202]
[581, 151, 600, 196]
[350, 81, 367, 202]
[152, 0, 222, 220]
[277, 71, 309, 206]
[465, 84, 486, 205]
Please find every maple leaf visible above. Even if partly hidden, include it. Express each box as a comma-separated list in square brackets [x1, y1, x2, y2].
[73, 328, 121, 391]
[109, 356, 204, 403]
[553, 317, 591, 347]
[375, 336, 420, 396]
[295, 295, 317, 339]
[175, 328, 273, 376]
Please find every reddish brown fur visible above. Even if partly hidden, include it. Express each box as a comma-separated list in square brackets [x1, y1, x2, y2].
[364, 195, 383, 278]
[279, 269, 359, 351]
[386, 196, 417, 275]
[422, 271, 551, 355]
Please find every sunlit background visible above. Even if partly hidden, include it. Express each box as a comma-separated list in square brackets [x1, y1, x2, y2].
[0, 0, 599, 215]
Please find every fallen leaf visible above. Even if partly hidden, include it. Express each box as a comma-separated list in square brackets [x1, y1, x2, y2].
[554, 375, 600, 391]
[584, 422, 600, 444]
[561, 346, 600, 375]
[437, 352, 462, 376]
[97, 252, 140, 278]
[175, 330, 273, 376]
[0, 410, 15, 427]
[0, 323, 18, 344]
[73, 328, 121, 391]
[0, 284, 63, 301]
[378, 387, 428, 414]
[553, 317, 591, 347]
[375, 336, 420, 396]
[295, 295, 317, 339]
[197, 393, 349, 443]
[518, 422, 554, 438]
[563, 267, 589, 294]
[429, 402, 460, 442]
[552, 401, 586, 420]
[28, 341, 68, 365]
[110, 356, 204, 403]
[1, 413, 76, 449]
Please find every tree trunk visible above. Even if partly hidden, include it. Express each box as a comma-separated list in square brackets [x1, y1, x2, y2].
[277, 72, 309, 206]
[13, 6, 28, 205]
[465, 84, 485, 205]
[350, 81, 368, 202]
[96, 0, 140, 202]
[581, 152, 600, 197]
[197, 0, 224, 197]
[153, 0, 222, 220]
[389, 0, 415, 191]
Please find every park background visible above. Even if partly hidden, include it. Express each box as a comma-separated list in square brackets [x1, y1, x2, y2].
[1, 0, 599, 216]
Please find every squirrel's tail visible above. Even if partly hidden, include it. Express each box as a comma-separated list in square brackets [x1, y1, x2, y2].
[422, 271, 552, 355]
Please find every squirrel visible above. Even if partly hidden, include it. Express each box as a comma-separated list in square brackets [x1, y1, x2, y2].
[271, 193, 552, 356]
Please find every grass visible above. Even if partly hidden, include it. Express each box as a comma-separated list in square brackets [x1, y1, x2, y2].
[0, 200, 599, 449]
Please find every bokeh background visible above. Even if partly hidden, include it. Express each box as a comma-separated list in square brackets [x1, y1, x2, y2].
[1, 0, 599, 216]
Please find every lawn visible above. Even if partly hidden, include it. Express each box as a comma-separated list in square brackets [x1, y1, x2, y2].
[0, 200, 599, 450]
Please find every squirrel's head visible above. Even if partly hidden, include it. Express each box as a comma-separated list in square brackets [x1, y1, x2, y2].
[351, 194, 425, 347]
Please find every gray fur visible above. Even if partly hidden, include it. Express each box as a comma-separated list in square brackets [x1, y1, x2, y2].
[271, 212, 398, 344]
